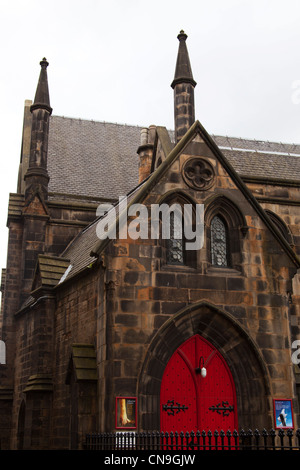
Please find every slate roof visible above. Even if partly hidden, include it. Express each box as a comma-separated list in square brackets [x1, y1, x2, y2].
[220, 149, 300, 181]
[214, 136, 300, 181]
[47, 116, 300, 204]
[47, 116, 141, 201]
[60, 182, 148, 281]
[59, 216, 99, 280]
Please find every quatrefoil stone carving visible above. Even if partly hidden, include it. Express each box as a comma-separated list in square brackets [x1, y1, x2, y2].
[182, 158, 215, 190]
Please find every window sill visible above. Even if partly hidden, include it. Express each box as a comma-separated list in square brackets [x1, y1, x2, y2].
[207, 266, 241, 276]
[161, 263, 197, 273]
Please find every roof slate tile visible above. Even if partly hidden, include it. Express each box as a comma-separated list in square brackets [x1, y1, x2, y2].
[48, 116, 300, 204]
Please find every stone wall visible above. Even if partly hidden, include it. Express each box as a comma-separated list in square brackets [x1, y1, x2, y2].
[100, 136, 300, 432]
[50, 268, 101, 449]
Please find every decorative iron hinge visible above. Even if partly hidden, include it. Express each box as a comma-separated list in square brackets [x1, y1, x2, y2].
[209, 401, 234, 416]
[163, 400, 188, 416]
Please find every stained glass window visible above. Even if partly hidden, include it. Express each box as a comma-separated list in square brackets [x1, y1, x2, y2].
[211, 216, 228, 267]
[167, 211, 184, 265]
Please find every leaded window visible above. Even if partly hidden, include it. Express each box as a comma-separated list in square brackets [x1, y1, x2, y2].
[211, 216, 228, 267]
[167, 211, 184, 265]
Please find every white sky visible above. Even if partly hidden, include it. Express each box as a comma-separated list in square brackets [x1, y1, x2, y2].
[0, 0, 300, 274]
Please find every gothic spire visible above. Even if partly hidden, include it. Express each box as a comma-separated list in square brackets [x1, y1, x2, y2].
[30, 58, 52, 114]
[171, 30, 197, 89]
[171, 31, 197, 142]
[24, 58, 52, 200]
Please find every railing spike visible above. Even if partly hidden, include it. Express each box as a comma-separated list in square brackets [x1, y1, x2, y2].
[84, 428, 300, 451]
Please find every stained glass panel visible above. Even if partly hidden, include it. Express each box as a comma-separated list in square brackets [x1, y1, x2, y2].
[211, 216, 228, 267]
[167, 212, 184, 265]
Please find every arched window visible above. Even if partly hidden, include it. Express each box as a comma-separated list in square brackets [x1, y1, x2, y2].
[211, 216, 228, 267]
[159, 192, 198, 269]
[205, 196, 247, 271]
[166, 211, 184, 265]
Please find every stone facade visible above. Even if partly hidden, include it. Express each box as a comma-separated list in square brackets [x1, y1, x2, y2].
[0, 32, 300, 450]
[99, 126, 300, 434]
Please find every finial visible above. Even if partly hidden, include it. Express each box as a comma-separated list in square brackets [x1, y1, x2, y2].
[40, 58, 49, 69]
[177, 30, 187, 41]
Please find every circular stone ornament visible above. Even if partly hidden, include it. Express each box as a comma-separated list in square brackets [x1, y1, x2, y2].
[182, 158, 215, 190]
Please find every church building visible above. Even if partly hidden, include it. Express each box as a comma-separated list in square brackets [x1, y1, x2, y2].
[0, 31, 300, 450]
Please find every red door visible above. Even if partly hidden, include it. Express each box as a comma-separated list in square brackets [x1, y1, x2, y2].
[160, 335, 238, 433]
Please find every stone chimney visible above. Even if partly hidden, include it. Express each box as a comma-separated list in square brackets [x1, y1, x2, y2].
[137, 125, 155, 183]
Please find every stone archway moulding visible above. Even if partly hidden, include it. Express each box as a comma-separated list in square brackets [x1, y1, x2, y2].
[138, 300, 272, 431]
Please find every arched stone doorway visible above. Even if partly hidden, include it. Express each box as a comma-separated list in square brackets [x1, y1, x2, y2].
[138, 301, 271, 431]
[160, 334, 238, 433]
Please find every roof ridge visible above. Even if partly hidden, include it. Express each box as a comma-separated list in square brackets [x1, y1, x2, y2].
[212, 133, 300, 147]
[50, 115, 300, 147]
[50, 114, 145, 130]
[220, 147, 300, 157]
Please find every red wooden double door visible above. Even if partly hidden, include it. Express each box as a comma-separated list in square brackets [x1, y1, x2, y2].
[160, 335, 238, 433]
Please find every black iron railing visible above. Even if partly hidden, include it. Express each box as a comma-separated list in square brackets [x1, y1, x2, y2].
[85, 428, 300, 451]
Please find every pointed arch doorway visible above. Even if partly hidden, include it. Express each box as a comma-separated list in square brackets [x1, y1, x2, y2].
[160, 334, 238, 433]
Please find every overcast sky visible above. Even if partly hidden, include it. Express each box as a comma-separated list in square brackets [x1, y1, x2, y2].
[0, 0, 300, 273]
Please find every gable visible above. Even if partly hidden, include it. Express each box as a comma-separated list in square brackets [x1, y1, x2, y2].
[22, 192, 49, 217]
[90, 120, 300, 269]
[151, 126, 174, 171]
[66, 344, 97, 384]
[32, 254, 70, 291]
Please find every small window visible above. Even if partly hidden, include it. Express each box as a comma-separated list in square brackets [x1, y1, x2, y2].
[0, 340, 6, 364]
[211, 216, 228, 267]
[166, 211, 184, 265]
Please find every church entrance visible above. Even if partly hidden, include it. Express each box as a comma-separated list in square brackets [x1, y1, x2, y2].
[160, 334, 238, 433]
